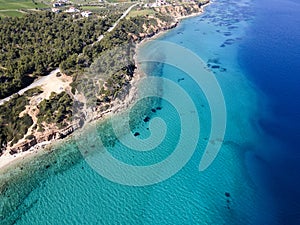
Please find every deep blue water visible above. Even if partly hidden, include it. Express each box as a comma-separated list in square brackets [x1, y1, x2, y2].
[241, 0, 300, 146]
[239, 0, 300, 223]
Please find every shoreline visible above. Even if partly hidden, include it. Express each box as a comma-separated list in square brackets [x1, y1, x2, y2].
[0, 2, 210, 173]
[175, 1, 211, 21]
[0, 43, 143, 172]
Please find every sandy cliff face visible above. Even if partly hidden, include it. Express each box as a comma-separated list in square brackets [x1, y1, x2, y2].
[135, 22, 178, 40]
[154, 4, 204, 18]
[8, 120, 82, 154]
[130, 16, 178, 41]
[129, 1, 210, 41]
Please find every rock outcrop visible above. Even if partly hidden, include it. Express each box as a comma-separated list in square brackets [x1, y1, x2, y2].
[154, 3, 205, 19]
[8, 120, 83, 155]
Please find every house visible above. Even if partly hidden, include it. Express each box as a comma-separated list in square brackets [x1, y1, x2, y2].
[149, 0, 167, 7]
[53, 3, 61, 7]
[156, 0, 167, 6]
[52, 1, 65, 7]
[51, 8, 61, 13]
[81, 11, 93, 17]
[65, 7, 80, 13]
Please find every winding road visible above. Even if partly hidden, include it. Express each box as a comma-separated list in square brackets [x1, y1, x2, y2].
[0, 3, 138, 105]
[96, 3, 138, 42]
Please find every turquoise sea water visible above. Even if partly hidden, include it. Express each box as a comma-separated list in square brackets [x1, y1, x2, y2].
[1, 0, 298, 224]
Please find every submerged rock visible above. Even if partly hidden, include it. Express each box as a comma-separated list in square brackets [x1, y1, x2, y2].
[143, 116, 150, 122]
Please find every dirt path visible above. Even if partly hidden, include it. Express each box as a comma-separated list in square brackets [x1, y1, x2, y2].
[0, 3, 137, 105]
[0, 68, 60, 105]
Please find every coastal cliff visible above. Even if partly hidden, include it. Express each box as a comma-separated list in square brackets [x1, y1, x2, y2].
[0, 0, 210, 159]
[9, 120, 82, 154]
[154, 1, 209, 19]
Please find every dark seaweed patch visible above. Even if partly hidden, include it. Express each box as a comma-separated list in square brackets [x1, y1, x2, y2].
[143, 116, 150, 122]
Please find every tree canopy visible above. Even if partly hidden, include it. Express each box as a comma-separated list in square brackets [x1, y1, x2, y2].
[0, 11, 119, 98]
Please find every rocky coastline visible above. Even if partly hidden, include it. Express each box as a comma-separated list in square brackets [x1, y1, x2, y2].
[0, 0, 210, 169]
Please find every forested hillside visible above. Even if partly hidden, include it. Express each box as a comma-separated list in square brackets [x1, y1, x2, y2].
[0, 12, 119, 98]
[0, 7, 176, 154]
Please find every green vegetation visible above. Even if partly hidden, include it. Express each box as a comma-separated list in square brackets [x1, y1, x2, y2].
[71, 15, 168, 108]
[0, 94, 33, 152]
[23, 87, 43, 97]
[0, 0, 48, 11]
[79, 3, 134, 17]
[105, 0, 134, 3]
[0, 86, 47, 152]
[0, 11, 119, 99]
[128, 9, 155, 18]
[37, 92, 73, 128]
[0, 2, 177, 152]
[80, 6, 104, 11]
[0, 10, 25, 18]
[81, 15, 162, 61]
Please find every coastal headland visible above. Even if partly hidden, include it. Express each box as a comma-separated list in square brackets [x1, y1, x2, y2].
[0, 0, 210, 172]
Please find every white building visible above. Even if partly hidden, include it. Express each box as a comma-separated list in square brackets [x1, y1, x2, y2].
[81, 11, 93, 17]
[148, 0, 167, 7]
[51, 8, 61, 13]
[53, 3, 62, 7]
[156, 0, 167, 6]
[52, 1, 66, 8]
[65, 7, 80, 13]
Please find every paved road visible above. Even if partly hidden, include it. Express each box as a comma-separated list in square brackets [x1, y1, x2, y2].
[96, 3, 138, 42]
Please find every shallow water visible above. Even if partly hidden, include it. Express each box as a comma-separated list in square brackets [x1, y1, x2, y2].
[1, 0, 299, 224]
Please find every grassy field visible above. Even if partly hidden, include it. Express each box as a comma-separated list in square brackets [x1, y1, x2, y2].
[80, 6, 104, 11]
[72, 0, 134, 3]
[0, 0, 49, 11]
[0, 10, 25, 17]
[105, 0, 133, 2]
[0, 0, 138, 17]
[128, 9, 156, 18]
